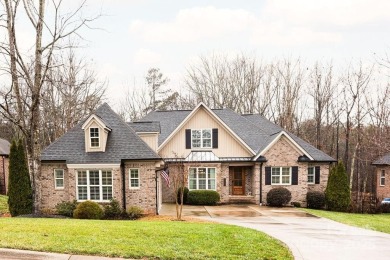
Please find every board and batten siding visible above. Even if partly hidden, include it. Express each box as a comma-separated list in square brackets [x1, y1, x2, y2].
[159, 107, 252, 158]
[138, 133, 158, 152]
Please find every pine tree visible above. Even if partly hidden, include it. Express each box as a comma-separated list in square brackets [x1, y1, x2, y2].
[325, 161, 351, 212]
[7, 139, 33, 216]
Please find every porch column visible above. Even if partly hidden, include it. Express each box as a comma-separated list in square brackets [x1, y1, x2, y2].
[253, 163, 261, 204]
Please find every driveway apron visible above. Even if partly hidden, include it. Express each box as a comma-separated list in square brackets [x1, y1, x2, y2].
[162, 204, 390, 260]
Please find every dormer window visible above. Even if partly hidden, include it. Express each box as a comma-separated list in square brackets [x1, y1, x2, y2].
[90, 128, 100, 147]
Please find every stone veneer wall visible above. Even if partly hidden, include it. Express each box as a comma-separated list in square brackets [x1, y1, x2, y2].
[40, 162, 157, 214]
[261, 136, 330, 207]
[376, 166, 390, 200]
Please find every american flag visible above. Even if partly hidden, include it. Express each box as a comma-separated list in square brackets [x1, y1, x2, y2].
[160, 168, 170, 187]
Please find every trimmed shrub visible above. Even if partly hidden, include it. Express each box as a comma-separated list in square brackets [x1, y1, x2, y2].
[325, 161, 350, 212]
[7, 139, 33, 217]
[103, 199, 123, 219]
[266, 187, 291, 207]
[307, 191, 326, 209]
[187, 190, 220, 205]
[292, 202, 301, 208]
[55, 200, 78, 217]
[73, 201, 103, 219]
[177, 187, 189, 204]
[127, 206, 144, 220]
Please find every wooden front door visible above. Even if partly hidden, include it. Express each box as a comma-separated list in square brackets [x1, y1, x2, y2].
[232, 167, 245, 195]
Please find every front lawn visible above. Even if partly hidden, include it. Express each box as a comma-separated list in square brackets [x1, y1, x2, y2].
[302, 208, 390, 234]
[0, 217, 292, 259]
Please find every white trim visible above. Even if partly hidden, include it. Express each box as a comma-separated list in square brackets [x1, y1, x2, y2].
[271, 166, 291, 185]
[254, 131, 314, 161]
[54, 169, 64, 190]
[82, 114, 111, 131]
[89, 127, 101, 148]
[191, 128, 212, 149]
[76, 169, 113, 202]
[307, 166, 315, 184]
[129, 168, 140, 189]
[67, 164, 120, 169]
[188, 167, 217, 191]
[380, 170, 386, 186]
[157, 102, 255, 155]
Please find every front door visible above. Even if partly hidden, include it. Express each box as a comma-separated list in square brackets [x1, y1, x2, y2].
[232, 167, 245, 195]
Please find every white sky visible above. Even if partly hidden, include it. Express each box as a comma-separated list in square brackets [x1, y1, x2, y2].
[16, 0, 390, 108]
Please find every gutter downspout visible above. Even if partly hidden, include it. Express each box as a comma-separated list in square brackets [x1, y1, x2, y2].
[121, 162, 126, 210]
[260, 162, 263, 205]
[155, 169, 159, 215]
[1, 156, 4, 195]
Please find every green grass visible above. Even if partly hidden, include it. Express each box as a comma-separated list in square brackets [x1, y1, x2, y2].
[0, 195, 9, 214]
[0, 217, 292, 259]
[302, 208, 390, 234]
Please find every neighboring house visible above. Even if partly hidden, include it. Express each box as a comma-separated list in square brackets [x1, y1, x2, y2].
[0, 138, 10, 195]
[136, 103, 335, 207]
[40, 102, 335, 214]
[40, 103, 162, 213]
[372, 154, 390, 199]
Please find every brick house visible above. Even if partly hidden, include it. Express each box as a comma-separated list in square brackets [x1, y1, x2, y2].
[0, 138, 10, 195]
[138, 103, 335, 207]
[40, 102, 335, 214]
[372, 154, 390, 200]
[40, 103, 162, 213]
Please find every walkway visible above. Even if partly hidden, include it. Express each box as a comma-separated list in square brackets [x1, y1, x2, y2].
[160, 204, 390, 260]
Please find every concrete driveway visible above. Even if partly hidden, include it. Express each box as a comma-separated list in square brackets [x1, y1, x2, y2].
[160, 204, 390, 260]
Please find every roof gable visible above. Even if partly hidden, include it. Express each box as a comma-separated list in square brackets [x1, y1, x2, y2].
[154, 103, 255, 155]
[41, 103, 160, 163]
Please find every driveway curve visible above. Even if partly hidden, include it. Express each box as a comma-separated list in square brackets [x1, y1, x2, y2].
[160, 204, 390, 260]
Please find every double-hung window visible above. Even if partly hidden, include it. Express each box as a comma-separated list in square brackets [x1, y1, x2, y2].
[191, 129, 212, 148]
[271, 167, 291, 185]
[129, 169, 140, 188]
[77, 170, 112, 201]
[307, 167, 315, 184]
[54, 169, 64, 189]
[380, 170, 386, 186]
[90, 127, 100, 147]
[189, 167, 216, 190]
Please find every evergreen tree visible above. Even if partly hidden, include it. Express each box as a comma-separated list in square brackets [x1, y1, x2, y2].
[325, 161, 351, 212]
[7, 139, 33, 216]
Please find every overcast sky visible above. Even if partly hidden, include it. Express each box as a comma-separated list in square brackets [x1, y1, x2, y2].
[63, 0, 390, 107]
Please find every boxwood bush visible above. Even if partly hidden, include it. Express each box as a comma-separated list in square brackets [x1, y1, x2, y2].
[103, 199, 123, 219]
[307, 191, 326, 209]
[127, 206, 144, 220]
[55, 200, 78, 217]
[187, 190, 220, 205]
[266, 187, 291, 207]
[73, 201, 103, 219]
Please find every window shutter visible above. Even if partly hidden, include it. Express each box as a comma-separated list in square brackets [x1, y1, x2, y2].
[265, 167, 271, 185]
[185, 129, 191, 149]
[315, 166, 320, 184]
[212, 128, 218, 148]
[292, 166, 298, 185]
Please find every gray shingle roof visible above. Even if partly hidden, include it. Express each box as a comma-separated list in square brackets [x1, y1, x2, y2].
[244, 114, 336, 162]
[137, 106, 335, 162]
[0, 138, 10, 155]
[128, 121, 160, 133]
[139, 110, 191, 145]
[372, 153, 390, 165]
[41, 103, 160, 163]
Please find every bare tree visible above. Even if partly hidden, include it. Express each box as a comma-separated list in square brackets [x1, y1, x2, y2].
[0, 0, 100, 212]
